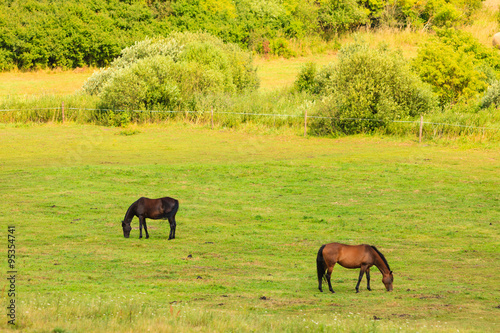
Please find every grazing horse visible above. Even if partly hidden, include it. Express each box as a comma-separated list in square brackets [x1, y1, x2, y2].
[122, 197, 179, 240]
[316, 242, 393, 293]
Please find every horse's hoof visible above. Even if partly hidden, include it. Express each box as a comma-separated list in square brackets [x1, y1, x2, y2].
[319, 288, 323, 293]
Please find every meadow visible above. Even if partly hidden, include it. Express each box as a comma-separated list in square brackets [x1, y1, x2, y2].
[0, 123, 499, 332]
[1, 4, 500, 329]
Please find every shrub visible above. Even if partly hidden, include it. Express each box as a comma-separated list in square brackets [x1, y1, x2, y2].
[294, 62, 317, 93]
[436, 29, 500, 72]
[316, 0, 369, 39]
[413, 29, 500, 106]
[480, 80, 500, 109]
[0, 49, 13, 71]
[269, 38, 297, 58]
[82, 32, 259, 112]
[309, 42, 437, 135]
[393, 0, 483, 29]
[413, 41, 486, 105]
[428, 1, 461, 27]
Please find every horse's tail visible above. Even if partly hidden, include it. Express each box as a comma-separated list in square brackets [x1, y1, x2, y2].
[168, 199, 179, 218]
[316, 245, 327, 284]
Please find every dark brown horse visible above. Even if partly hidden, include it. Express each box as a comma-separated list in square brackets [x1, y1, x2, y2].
[122, 197, 179, 240]
[316, 243, 393, 293]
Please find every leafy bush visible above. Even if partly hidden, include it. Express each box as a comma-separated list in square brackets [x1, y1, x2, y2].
[316, 0, 369, 39]
[0, 49, 13, 71]
[0, 0, 167, 70]
[307, 43, 437, 135]
[393, 0, 483, 29]
[480, 80, 500, 109]
[413, 29, 500, 105]
[82, 32, 259, 112]
[295, 62, 318, 93]
[269, 38, 297, 58]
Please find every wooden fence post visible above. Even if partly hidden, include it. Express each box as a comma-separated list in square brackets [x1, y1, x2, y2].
[211, 106, 214, 129]
[62, 101, 65, 124]
[419, 114, 423, 143]
[304, 109, 308, 137]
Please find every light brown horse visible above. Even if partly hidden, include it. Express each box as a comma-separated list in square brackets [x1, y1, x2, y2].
[316, 243, 393, 293]
[122, 197, 179, 240]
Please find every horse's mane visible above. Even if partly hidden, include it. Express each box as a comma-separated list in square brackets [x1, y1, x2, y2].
[370, 245, 391, 271]
[124, 200, 138, 221]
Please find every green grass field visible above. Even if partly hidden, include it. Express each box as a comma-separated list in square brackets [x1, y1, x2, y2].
[1, 6, 500, 329]
[1, 123, 498, 332]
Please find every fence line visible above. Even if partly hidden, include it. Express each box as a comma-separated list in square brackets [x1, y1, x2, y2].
[0, 106, 498, 133]
[0, 107, 60, 112]
[74, 107, 499, 131]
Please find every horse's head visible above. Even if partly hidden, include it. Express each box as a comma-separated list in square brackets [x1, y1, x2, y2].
[382, 271, 394, 291]
[122, 220, 132, 238]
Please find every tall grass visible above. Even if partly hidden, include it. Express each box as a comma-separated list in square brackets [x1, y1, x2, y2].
[0, 90, 310, 128]
[0, 94, 99, 123]
[1, 90, 499, 142]
[378, 107, 500, 143]
[15, 295, 427, 333]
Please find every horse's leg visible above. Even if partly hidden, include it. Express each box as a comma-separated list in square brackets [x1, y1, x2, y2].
[172, 215, 176, 239]
[138, 216, 144, 239]
[326, 265, 335, 293]
[366, 268, 371, 291]
[356, 266, 367, 293]
[143, 218, 149, 239]
[168, 216, 176, 240]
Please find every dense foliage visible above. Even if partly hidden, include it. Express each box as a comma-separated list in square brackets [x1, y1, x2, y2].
[413, 29, 500, 105]
[82, 32, 258, 113]
[0, 0, 484, 70]
[299, 43, 437, 135]
[0, 0, 168, 71]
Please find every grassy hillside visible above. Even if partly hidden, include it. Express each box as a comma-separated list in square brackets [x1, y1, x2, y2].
[0, 123, 498, 332]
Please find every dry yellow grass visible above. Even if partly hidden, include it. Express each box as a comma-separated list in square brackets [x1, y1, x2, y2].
[339, 27, 429, 59]
[255, 52, 337, 91]
[462, 0, 499, 45]
[0, 67, 94, 99]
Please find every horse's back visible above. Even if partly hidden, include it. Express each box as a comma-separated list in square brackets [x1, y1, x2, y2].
[323, 243, 373, 269]
[135, 196, 178, 219]
[160, 197, 178, 210]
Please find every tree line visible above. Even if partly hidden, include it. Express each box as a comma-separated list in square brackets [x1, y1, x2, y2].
[0, 0, 484, 70]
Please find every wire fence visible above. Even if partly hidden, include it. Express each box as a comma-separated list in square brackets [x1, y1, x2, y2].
[1, 106, 498, 139]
